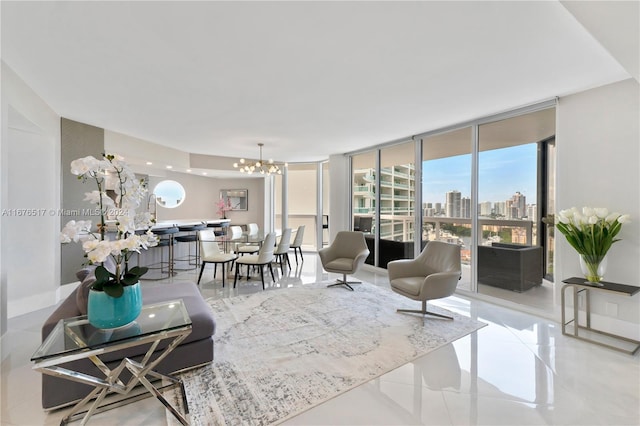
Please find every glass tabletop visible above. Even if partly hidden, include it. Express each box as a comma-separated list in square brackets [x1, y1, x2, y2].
[32, 299, 191, 362]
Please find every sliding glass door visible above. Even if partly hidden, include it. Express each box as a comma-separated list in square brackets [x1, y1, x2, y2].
[352, 151, 377, 265]
[378, 141, 416, 267]
[476, 109, 555, 306]
[422, 127, 473, 291]
[349, 103, 556, 310]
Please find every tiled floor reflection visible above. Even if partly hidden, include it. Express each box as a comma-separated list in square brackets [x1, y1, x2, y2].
[2, 253, 638, 425]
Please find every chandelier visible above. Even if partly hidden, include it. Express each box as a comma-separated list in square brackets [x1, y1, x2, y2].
[233, 143, 286, 175]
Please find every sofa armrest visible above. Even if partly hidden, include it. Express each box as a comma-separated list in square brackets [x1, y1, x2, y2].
[42, 287, 82, 341]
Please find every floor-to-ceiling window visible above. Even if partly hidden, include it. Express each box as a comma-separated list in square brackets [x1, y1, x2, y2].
[276, 161, 329, 251]
[422, 127, 473, 290]
[286, 163, 318, 249]
[349, 102, 556, 310]
[352, 151, 377, 265]
[378, 141, 416, 267]
[476, 109, 555, 305]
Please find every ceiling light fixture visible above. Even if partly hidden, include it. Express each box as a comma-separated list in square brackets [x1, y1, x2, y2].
[233, 143, 286, 175]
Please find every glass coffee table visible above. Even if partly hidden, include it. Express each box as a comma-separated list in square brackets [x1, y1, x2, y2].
[32, 299, 192, 425]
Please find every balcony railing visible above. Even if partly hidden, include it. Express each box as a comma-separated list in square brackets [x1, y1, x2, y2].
[374, 215, 534, 245]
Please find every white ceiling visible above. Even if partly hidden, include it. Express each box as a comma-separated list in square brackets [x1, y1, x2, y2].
[1, 1, 634, 164]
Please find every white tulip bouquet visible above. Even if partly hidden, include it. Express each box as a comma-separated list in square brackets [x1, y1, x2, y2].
[556, 206, 630, 282]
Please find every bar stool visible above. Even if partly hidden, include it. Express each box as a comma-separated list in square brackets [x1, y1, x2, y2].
[143, 226, 178, 280]
[174, 223, 206, 270]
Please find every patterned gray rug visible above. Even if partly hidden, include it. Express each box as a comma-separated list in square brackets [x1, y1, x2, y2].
[170, 282, 485, 425]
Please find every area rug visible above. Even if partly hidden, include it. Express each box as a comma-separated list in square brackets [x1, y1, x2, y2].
[169, 282, 485, 425]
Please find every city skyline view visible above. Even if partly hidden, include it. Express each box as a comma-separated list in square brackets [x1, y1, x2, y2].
[422, 143, 538, 207]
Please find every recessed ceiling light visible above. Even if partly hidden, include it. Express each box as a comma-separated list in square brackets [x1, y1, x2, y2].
[202, 172, 208, 175]
[146, 161, 153, 165]
[186, 169, 192, 172]
[166, 165, 173, 169]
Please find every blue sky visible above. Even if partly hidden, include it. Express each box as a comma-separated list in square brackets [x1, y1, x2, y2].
[422, 143, 537, 205]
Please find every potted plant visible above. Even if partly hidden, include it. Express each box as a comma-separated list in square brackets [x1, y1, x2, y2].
[556, 206, 630, 284]
[60, 153, 158, 328]
[216, 197, 231, 219]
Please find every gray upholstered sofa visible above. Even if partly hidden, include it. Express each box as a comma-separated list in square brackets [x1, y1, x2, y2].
[477, 242, 543, 292]
[41, 278, 215, 410]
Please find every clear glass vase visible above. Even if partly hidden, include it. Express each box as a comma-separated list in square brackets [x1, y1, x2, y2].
[579, 254, 608, 286]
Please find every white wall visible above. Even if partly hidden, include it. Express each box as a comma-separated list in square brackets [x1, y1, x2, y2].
[556, 78, 639, 337]
[105, 130, 190, 170]
[148, 172, 264, 227]
[105, 130, 267, 228]
[1, 62, 61, 325]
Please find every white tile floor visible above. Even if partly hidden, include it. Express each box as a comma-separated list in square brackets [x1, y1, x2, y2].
[2, 253, 639, 425]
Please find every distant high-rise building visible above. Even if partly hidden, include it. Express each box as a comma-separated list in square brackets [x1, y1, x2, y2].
[446, 190, 461, 217]
[424, 207, 435, 217]
[461, 197, 471, 218]
[353, 164, 415, 240]
[527, 204, 537, 220]
[508, 205, 519, 219]
[510, 191, 526, 218]
[494, 201, 506, 217]
[435, 202, 442, 215]
[479, 201, 492, 216]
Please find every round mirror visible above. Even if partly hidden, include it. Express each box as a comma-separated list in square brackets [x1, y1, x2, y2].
[153, 180, 185, 208]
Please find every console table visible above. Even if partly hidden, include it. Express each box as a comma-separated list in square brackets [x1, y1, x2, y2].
[32, 300, 192, 425]
[561, 277, 640, 355]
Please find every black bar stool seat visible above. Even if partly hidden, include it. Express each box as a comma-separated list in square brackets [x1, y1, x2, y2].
[174, 223, 206, 269]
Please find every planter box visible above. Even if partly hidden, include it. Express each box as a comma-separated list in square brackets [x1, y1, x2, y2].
[478, 242, 543, 292]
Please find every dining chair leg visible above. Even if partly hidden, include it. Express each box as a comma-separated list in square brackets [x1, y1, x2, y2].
[214, 263, 217, 279]
[268, 263, 275, 282]
[279, 255, 284, 274]
[221, 262, 226, 288]
[285, 253, 291, 269]
[260, 266, 265, 290]
[295, 247, 303, 263]
[233, 264, 239, 288]
[197, 262, 206, 285]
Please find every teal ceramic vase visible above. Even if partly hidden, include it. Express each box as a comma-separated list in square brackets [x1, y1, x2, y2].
[87, 282, 142, 329]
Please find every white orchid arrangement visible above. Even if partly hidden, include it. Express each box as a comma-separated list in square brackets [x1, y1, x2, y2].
[556, 207, 630, 278]
[60, 153, 158, 297]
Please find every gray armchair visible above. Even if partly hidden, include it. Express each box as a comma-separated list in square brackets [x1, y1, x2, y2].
[319, 231, 370, 291]
[387, 241, 461, 319]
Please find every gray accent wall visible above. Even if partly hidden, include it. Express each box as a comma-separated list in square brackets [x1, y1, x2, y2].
[61, 118, 104, 284]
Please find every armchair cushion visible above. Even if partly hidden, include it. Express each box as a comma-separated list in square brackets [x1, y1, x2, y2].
[324, 257, 357, 272]
[390, 277, 424, 296]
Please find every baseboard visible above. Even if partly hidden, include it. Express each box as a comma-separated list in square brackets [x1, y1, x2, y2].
[582, 312, 640, 341]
